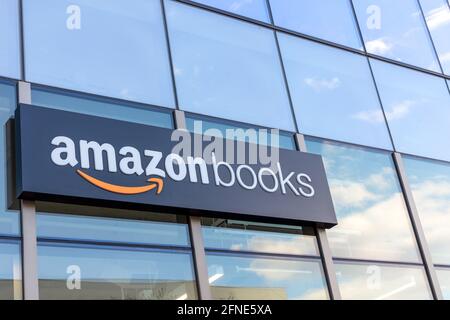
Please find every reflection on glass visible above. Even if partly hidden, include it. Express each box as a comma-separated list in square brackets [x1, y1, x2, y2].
[0, 82, 20, 237]
[191, 0, 270, 22]
[0, 241, 22, 300]
[403, 156, 450, 265]
[353, 0, 440, 71]
[202, 219, 319, 256]
[0, 0, 20, 79]
[420, 0, 450, 75]
[335, 261, 432, 300]
[370, 59, 450, 161]
[166, 0, 295, 131]
[38, 244, 197, 300]
[24, 0, 174, 106]
[31, 88, 173, 128]
[306, 138, 421, 262]
[436, 268, 450, 300]
[207, 254, 328, 300]
[37, 209, 190, 247]
[186, 116, 296, 150]
[270, 0, 362, 49]
[278, 33, 392, 150]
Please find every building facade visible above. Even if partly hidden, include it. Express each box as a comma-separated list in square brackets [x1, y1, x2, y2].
[1, 0, 450, 300]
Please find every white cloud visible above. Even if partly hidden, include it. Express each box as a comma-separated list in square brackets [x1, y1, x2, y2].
[425, 5, 450, 31]
[329, 179, 380, 208]
[365, 38, 393, 55]
[353, 100, 415, 123]
[304, 77, 341, 92]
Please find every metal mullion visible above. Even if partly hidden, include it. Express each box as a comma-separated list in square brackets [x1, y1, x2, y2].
[294, 133, 341, 300]
[392, 152, 443, 300]
[173, 110, 212, 300]
[160, 0, 180, 109]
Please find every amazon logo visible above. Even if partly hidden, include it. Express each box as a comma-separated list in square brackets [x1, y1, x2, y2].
[50, 136, 316, 198]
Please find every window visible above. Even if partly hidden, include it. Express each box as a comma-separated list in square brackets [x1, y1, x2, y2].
[370, 59, 450, 162]
[31, 87, 174, 128]
[36, 203, 197, 300]
[166, 0, 295, 131]
[269, 0, 362, 49]
[207, 253, 328, 300]
[201, 219, 318, 256]
[23, 0, 175, 106]
[185, 114, 296, 150]
[403, 156, 450, 265]
[202, 218, 327, 300]
[335, 261, 432, 300]
[278, 33, 392, 150]
[191, 0, 270, 22]
[0, 0, 20, 79]
[305, 138, 421, 263]
[353, 0, 440, 72]
[0, 241, 22, 300]
[38, 244, 196, 300]
[0, 82, 20, 237]
[419, 0, 450, 75]
[436, 268, 450, 300]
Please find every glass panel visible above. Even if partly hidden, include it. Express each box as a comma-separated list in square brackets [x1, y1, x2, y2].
[38, 243, 197, 300]
[353, 0, 440, 71]
[269, 0, 362, 49]
[403, 156, 450, 265]
[31, 87, 173, 128]
[186, 115, 296, 150]
[306, 138, 421, 263]
[0, 82, 20, 237]
[0, 241, 22, 300]
[23, 0, 174, 106]
[36, 202, 190, 247]
[335, 261, 432, 300]
[419, 0, 450, 75]
[207, 253, 328, 300]
[191, 0, 270, 22]
[370, 58, 450, 161]
[166, 0, 295, 131]
[278, 33, 392, 150]
[202, 218, 319, 256]
[0, 0, 20, 79]
[436, 268, 450, 300]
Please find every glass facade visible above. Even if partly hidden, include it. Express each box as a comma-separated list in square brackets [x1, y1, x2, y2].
[0, 0, 449, 300]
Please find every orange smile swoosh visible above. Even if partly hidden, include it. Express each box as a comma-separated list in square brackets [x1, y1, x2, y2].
[76, 170, 163, 195]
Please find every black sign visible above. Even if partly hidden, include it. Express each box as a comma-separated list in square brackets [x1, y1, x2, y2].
[15, 105, 337, 228]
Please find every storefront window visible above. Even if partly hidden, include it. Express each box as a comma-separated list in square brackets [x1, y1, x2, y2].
[403, 156, 450, 265]
[419, 0, 450, 75]
[202, 218, 318, 256]
[436, 268, 450, 300]
[0, 0, 20, 79]
[335, 261, 432, 300]
[165, 0, 295, 131]
[278, 33, 392, 150]
[23, 0, 174, 106]
[306, 138, 421, 263]
[207, 253, 328, 300]
[31, 87, 174, 129]
[269, 0, 362, 49]
[353, 0, 440, 72]
[38, 243, 196, 300]
[0, 241, 22, 300]
[0, 82, 20, 237]
[370, 59, 450, 162]
[36, 203, 196, 300]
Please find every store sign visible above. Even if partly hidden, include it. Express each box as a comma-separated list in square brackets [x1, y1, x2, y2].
[15, 105, 337, 228]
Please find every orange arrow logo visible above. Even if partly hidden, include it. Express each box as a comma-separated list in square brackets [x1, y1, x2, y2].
[76, 170, 163, 195]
